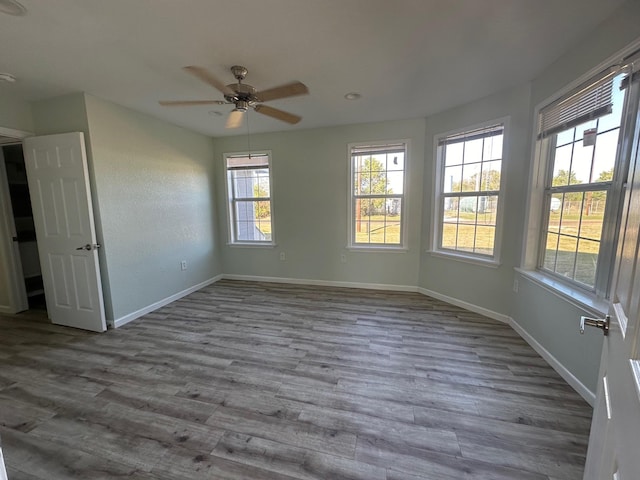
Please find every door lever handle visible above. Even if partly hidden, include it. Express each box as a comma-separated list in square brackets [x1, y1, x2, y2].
[580, 315, 610, 336]
[76, 243, 101, 251]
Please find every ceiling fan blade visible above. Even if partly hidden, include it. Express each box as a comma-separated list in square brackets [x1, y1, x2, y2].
[254, 104, 301, 124]
[159, 100, 226, 106]
[183, 66, 235, 97]
[226, 110, 245, 129]
[255, 81, 309, 102]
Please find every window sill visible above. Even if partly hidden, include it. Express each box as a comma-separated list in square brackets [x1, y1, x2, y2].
[427, 250, 500, 268]
[227, 242, 276, 248]
[515, 268, 608, 317]
[347, 246, 408, 253]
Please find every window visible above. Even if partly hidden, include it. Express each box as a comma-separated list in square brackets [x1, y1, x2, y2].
[537, 70, 631, 293]
[350, 141, 407, 247]
[225, 153, 274, 244]
[433, 122, 506, 261]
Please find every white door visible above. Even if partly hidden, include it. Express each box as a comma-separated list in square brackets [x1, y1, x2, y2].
[22, 132, 106, 332]
[583, 94, 640, 478]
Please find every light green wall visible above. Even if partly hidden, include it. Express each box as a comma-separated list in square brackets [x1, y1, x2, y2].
[510, 0, 640, 393]
[513, 275, 603, 389]
[213, 118, 425, 287]
[30, 93, 220, 322]
[420, 83, 532, 315]
[418, 0, 640, 395]
[531, 0, 640, 109]
[0, 92, 33, 133]
[32, 93, 90, 136]
[83, 95, 220, 321]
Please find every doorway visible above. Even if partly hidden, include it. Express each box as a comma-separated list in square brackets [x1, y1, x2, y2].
[0, 143, 47, 312]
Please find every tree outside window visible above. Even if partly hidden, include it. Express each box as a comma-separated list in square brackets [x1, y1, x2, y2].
[350, 143, 406, 247]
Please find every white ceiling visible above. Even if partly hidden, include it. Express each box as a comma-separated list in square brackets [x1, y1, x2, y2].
[0, 0, 626, 137]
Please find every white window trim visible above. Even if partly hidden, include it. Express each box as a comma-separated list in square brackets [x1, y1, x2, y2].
[347, 246, 408, 253]
[225, 242, 278, 248]
[428, 249, 501, 268]
[223, 150, 276, 247]
[520, 39, 640, 301]
[347, 139, 410, 250]
[430, 116, 510, 265]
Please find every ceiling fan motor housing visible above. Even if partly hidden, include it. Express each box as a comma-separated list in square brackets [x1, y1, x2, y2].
[225, 82, 257, 107]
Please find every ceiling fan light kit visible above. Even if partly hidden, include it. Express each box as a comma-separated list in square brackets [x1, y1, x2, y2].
[160, 65, 309, 129]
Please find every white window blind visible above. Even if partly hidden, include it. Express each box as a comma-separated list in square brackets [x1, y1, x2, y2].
[226, 154, 269, 169]
[538, 69, 616, 139]
[350, 143, 406, 156]
[437, 124, 503, 146]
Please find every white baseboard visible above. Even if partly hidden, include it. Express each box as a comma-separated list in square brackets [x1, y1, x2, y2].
[111, 274, 224, 329]
[416, 287, 510, 324]
[221, 274, 418, 293]
[508, 316, 596, 406]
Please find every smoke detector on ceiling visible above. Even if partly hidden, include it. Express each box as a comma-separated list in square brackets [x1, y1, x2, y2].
[0, 0, 26, 16]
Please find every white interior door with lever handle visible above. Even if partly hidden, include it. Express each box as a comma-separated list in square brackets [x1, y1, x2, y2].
[23, 132, 106, 332]
[582, 82, 640, 479]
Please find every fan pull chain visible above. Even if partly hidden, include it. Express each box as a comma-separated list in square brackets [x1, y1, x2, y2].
[246, 109, 252, 158]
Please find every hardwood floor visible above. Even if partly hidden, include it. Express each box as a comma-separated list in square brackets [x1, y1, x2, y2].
[0, 280, 592, 479]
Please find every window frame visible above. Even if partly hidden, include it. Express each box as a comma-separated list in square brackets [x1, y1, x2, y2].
[347, 140, 409, 250]
[521, 40, 640, 306]
[431, 117, 509, 266]
[224, 150, 276, 247]
[533, 73, 637, 298]
[536, 119, 624, 294]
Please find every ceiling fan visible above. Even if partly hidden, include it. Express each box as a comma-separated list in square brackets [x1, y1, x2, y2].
[159, 65, 309, 129]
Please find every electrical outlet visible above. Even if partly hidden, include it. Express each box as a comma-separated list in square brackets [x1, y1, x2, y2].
[180, 260, 187, 271]
[513, 278, 518, 293]
[280, 252, 286, 261]
[340, 254, 347, 263]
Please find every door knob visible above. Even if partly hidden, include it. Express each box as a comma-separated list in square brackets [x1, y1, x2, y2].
[76, 243, 101, 251]
[580, 315, 610, 336]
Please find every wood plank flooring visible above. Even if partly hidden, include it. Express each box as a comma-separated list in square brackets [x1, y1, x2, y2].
[0, 280, 592, 479]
